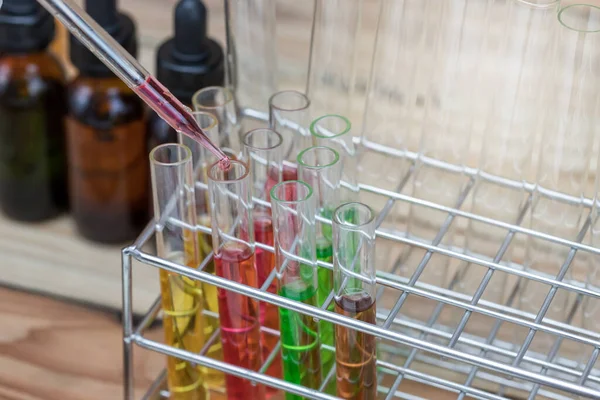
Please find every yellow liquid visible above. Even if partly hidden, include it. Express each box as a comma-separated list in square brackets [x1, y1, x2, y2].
[160, 237, 206, 400]
[196, 214, 225, 390]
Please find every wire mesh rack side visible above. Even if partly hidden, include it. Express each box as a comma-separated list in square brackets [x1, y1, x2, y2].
[122, 244, 600, 399]
[122, 109, 600, 400]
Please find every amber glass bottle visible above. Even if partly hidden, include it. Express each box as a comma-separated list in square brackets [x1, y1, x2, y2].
[0, 0, 69, 221]
[147, 0, 224, 151]
[66, 0, 148, 243]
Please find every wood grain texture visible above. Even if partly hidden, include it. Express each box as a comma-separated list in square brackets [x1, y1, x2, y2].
[0, 287, 163, 400]
[0, 214, 159, 314]
[0, 287, 458, 400]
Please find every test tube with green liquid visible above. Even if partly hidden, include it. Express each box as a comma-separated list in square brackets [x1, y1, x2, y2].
[271, 180, 322, 399]
[297, 146, 342, 393]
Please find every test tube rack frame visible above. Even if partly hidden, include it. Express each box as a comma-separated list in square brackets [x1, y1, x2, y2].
[122, 109, 600, 400]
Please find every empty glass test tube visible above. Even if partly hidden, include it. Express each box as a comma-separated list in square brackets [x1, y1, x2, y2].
[270, 180, 322, 399]
[224, 0, 277, 112]
[307, 0, 362, 118]
[458, 1, 559, 305]
[150, 143, 205, 400]
[297, 145, 342, 394]
[333, 202, 377, 400]
[193, 86, 241, 154]
[269, 90, 312, 179]
[179, 112, 221, 221]
[208, 160, 265, 400]
[518, 2, 600, 347]
[242, 128, 284, 387]
[311, 115, 359, 202]
[582, 162, 600, 368]
[178, 112, 225, 390]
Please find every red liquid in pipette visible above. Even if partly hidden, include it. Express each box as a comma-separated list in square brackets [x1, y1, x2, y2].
[134, 76, 230, 170]
[215, 242, 265, 400]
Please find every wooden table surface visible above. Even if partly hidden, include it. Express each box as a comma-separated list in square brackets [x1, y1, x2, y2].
[0, 287, 459, 400]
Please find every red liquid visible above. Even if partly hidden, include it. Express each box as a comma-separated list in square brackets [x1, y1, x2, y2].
[215, 242, 265, 400]
[254, 213, 282, 393]
[265, 164, 299, 201]
[134, 76, 230, 169]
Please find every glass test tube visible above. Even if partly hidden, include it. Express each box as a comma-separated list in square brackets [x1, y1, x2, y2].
[208, 160, 265, 400]
[333, 202, 377, 400]
[582, 156, 600, 369]
[519, 2, 600, 346]
[269, 90, 312, 180]
[242, 128, 284, 387]
[180, 111, 239, 231]
[270, 181, 322, 398]
[307, 0, 362, 118]
[178, 112, 225, 390]
[310, 115, 359, 202]
[459, 1, 558, 305]
[150, 144, 205, 400]
[224, 0, 277, 112]
[360, 0, 432, 195]
[297, 145, 342, 394]
[193, 86, 241, 154]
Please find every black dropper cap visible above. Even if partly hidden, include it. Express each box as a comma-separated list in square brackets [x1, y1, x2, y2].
[0, 0, 55, 53]
[156, 0, 224, 103]
[70, 0, 137, 77]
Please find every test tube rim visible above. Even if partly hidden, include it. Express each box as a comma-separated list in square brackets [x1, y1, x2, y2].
[190, 111, 219, 131]
[149, 143, 192, 167]
[558, 3, 600, 32]
[297, 146, 340, 169]
[310, 114, 352, 139]
[192, 85, 235, 110]
[242, 128, 284, 151]
[208, 159, 249, 183]
[270, 180, 314, 204]
[268, 89, 311, 112]
[334, 202, 376, 230]
[515, 0, 559, 10]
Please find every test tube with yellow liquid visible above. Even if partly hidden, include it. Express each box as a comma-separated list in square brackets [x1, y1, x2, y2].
[150, 143, 206, 399]
[178, 112, 230, 391]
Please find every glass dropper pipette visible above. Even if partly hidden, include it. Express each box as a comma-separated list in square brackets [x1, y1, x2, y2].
[36, 0, 230, 168]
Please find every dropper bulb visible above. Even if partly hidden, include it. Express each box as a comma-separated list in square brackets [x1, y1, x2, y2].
[85, 0, 119, 32]
[173, 0, 208, 62]
[3, 0, 37, 14]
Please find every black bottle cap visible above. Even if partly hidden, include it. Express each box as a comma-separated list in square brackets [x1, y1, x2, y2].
[0, 0, 55, 53]
[70, 0, 138, 77]
[156, 0, 224, 103]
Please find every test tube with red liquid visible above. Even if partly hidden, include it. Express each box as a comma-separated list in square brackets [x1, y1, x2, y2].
[242, 128, 284, 393]
[333, 202, 378, 399]
[208, 160, 265, 400]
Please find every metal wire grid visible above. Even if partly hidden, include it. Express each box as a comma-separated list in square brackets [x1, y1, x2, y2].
[122, 111, 600, 400]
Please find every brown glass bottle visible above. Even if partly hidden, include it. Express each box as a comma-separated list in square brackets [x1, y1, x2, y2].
[66, 75, 148, 243]
[0, 0, 69, 222]
[0, 52, 69, 222]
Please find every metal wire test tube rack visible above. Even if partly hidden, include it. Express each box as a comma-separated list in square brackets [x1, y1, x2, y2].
[122, 109, 600, 399]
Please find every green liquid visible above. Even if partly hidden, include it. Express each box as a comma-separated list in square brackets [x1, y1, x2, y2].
[279, 282, 322, 400]
[316, 238, 336, 394]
